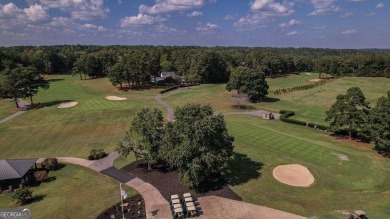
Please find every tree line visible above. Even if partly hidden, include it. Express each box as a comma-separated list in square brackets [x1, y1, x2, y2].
[1, 45, 389, 84]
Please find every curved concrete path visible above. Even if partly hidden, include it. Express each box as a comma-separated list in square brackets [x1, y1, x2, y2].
[38, 153, 171, 219]
[0, 99, 30, 124]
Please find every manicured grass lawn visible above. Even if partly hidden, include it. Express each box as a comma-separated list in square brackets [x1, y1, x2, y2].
[0, 75, 163, 159]
[267, 73, 318, 90]
[0, 164, 137, 218]
[163, 75, 390, 124]
[226, 115, 390, 218]
[0, 99, 17, 121]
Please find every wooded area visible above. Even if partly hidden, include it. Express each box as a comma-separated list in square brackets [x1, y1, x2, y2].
[1, 46, 389, 83]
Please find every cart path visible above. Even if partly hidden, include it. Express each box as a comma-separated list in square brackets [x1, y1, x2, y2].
[155, 86, 280, 121]
[37, 152, 307, 218]
[0, 99, 31, 124]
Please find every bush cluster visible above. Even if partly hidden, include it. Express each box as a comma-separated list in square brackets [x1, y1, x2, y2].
[279, 110, 328, 131]
[41, 158, 59, 171]
[34, 171, 48, 183]
[88, 148, 108, 160]
[271, 80, 330, 95]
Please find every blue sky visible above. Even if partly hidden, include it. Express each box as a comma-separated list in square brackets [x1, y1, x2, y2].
[0, 0, 389, 48]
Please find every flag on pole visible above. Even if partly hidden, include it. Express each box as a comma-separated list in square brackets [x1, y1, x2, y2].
[120, 185, 128, 199]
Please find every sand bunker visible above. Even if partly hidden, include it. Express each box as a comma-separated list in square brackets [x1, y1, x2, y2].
[273, 164, 315, 187]
[332, 153, 349, 161]
[57, 101, 78, 109]
[105, 96, 127, 101]
[310, 79, 322, 82]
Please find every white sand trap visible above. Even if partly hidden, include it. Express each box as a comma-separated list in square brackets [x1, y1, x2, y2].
[332, 153, 349, 161]
[310, 79, 322, 82]
[57, 101, 78, 109]
[305, 73, 312, 75]
[105, 96, 127, 101]
[273, 164, 315, 187]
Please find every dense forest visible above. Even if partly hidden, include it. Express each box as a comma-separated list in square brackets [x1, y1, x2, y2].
[1, 45, 390, 86]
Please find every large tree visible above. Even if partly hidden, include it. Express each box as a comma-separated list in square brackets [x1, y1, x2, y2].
[369, 91, 390, 155]
[226, 67, 269, 102]
[128, 108, 164, 170]
[326, 87, 370, 139]
[160, 104, 234, 189]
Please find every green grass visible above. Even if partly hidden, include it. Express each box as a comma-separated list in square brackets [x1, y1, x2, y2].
[226, 115, 390, 218]
[0, 164, 137, 218]
[267, 73, 319, 90]
[0, 99, 17, 120]
[0, 75, 163, 159]
[162, 75, 390, 124]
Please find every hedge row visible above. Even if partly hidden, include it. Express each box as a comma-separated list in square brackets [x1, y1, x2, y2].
[270, 80, 331, 95]
[279, 110, 328, 131]
[159, 84, 200, 94]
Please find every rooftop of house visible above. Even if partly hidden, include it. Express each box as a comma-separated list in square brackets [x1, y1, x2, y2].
[0, 158, 38, 180]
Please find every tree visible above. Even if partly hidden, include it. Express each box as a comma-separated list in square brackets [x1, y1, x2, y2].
[108, 57, 126, 89]
[239, 70, 269, 102]
[130, 108, 164, 170]
[189, 51, 229, 83]
[12, 187, 33, 205]
[0, 68, 25, 108]
[20, 67, 50, 106]
[41, 158, 59, 171]
[369, 91, 390, 155]
[326, 87, 370, 139]
[73, 54, 104, 79]
[34, 171, 48, 183]
[160, 104, 234, 189]
[116, 131, 142, 161]
[226, 66, 247, 93]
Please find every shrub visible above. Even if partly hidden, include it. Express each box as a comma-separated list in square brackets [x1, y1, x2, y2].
[41, 158, 59, 171]
[159, 86, 179, 94]
[88, 148, 107, 160]
[34, 171, 48, 183]
[12, 187, 33, 205]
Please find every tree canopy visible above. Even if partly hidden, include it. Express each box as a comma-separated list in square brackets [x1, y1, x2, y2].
[326, 87, 370, 139]
[369, 91, 390, 155]
[160, 104, 234, 188]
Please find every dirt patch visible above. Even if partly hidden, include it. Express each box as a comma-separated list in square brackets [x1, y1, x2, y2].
[106, 96, 127, 101]
[57, 101, 78, 108]
[122, 160, 241, 202]
[310, 79, 322, 82]
[332, 153, 349, 161]
[273, 164, 315, 187]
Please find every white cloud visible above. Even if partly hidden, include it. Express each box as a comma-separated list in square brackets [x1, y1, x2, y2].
[279, 19, 301, 27]
[120, 14, 165, 27]
[308, 0, 340, 16]
[139, 0, 205, 15]
[376, 3, 384, 9]
[196, 22, 219, 31]
[251, 0, 294, 15]
[223, 14, 236, 20]
[187, 11, 202, 17]
[39, 0, 109, 20]
[341, 29, 357, 35]
[314, 25, 327, 30]
[82, 23, 106, 31]
[24, 4, 48, 22]
[286, 31, 300, 35]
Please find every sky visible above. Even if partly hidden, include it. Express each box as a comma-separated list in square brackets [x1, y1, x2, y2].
[0, 0, 389, 48]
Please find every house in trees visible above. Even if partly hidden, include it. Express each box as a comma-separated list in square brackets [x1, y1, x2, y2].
[151, 71, 176, 83]
[0, 159, 38, 192]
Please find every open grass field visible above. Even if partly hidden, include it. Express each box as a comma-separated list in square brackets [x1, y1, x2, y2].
[0, 75, 163, 159]
[162, 75, 390, 125]
[0, 164, 137, 218]
[226, 115, 390, 218]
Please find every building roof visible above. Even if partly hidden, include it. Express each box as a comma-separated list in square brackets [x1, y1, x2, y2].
[0, 159, 37, 180]
[161, 71, 176, 78]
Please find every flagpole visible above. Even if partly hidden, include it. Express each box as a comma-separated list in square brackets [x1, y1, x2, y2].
[120, 183, 125, 219]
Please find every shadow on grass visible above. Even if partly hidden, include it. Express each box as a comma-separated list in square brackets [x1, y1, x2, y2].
[27, 194, 46, 204]
[47, 78, 64, 82]
[231, 105, 256, 110]
[262, 96, 280, 103]
[33, 100, 74, 109]
[225, 152, 263, 186]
